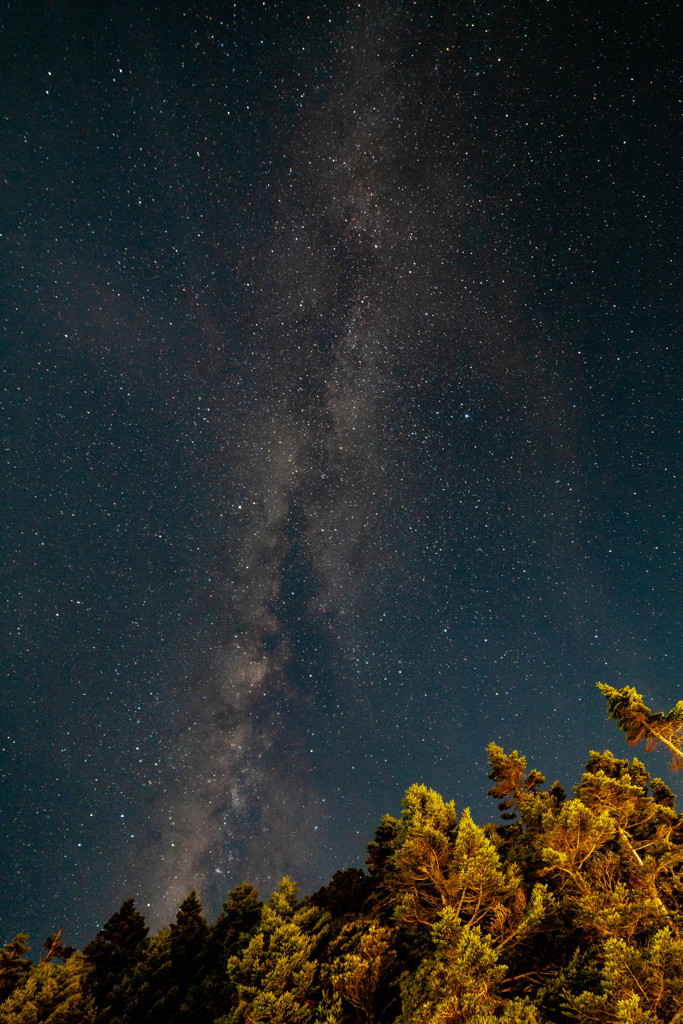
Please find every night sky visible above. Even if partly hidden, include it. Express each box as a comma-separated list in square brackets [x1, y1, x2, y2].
[2, 0, 680, 950]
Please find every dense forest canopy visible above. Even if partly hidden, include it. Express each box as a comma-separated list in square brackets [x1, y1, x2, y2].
[2, 685, 682, 1023]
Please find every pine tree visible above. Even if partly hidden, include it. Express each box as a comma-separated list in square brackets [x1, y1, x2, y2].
[312, 868, 372, 921]
[40, 929, 76, 964]
[0, 934, 32, 1003]
[568, 927, 683, 1023]
[533, 745, 683, 947]
[83, 898, 148, 975]
[223, 877, 328, 1024]
[213, 883, 263, 952]
[83, 898, 149, 1021]
[168, 889, 210, 991]
[597, 684, 683, 770]
[0, 953, 95, 1024]
[397, 907, 541, 1024]
[486, 744, 546, 821]
[575, 751, 683, 920]
[390, 787, 549, 959]
[390, 784, 458, 928]
[536, 797, 656, 942]
[184, 882, 262, 1021]
[330, 922, 397, 1024]
[102, 926, 174, 1024]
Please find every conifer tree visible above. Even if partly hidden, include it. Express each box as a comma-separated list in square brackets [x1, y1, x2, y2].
[574, 751, 683, 919]
[390, 786, 549, 958]
[397, 907, 541, 1024]
[40, 929, 76, 964]
[213, 883, 263, 953]
[0, 934, 32, 1003]
[168, 889, 210, 990]
[185, 882, 262, 1021]
[8, 679, 683, 1022]
[567, 927, 683, 1023]
[390, 784, 458, 927]
[312, 868, 372, 922]
[486, 744, 546, 821]
[83, 898, 148, 975]
[0, 953, 95, 1024]
[83, 898, 149, 1021]
[106, 926, 177, 1024]
[597, 684, 683, 770]
[330, 922, 397, 1024]
[365, 815, 401, 920]
[222, 876, 328, 1024]
[534, 744, 683, 947]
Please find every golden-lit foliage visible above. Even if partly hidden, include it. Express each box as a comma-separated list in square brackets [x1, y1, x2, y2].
[3, 686, 681, 1023]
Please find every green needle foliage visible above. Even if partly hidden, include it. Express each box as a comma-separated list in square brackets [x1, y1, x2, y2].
[597, 684, 683, 771]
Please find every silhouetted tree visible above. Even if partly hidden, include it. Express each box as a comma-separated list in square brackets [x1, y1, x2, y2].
[176, 882, 263, 1022]
[83, 898, 148, 1020]
[168, 890, 209, 988]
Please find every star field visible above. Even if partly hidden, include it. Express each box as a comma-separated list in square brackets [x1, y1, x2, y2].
[1, 0, 680, 948]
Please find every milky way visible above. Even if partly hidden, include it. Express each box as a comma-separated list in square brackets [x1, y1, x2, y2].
[3, 0, 679, 945]
[151, 7, 473, 911]
[146, 3, 638, 916]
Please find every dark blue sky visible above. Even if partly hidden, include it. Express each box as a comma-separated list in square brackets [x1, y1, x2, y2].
[2, 0, 680, 950]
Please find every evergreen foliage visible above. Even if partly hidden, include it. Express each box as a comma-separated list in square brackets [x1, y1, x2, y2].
[0, 936, 32, 1004]
[597, 684, 683, 771]
[2, 684, 682, 1023]
[0, 953, 95, 1023]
